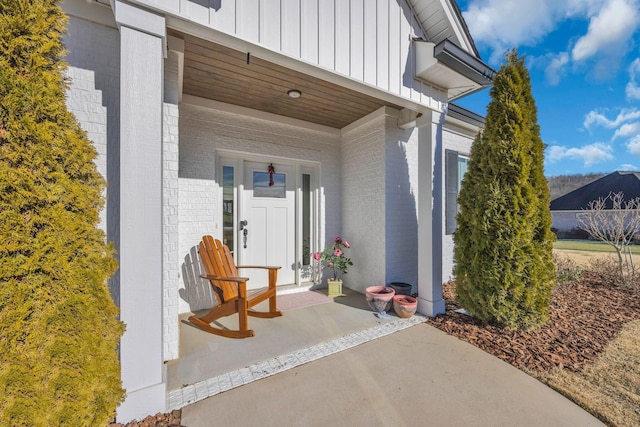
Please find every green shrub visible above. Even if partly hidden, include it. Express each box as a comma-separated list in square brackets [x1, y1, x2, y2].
[554, 254, 583, 287]
[0, 1, 124, 425]
[586, 256, 640, 290]
[453, 50, 556, 329]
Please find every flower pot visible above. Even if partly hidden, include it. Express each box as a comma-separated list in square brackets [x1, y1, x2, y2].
[388, 282, 412, 296]
[327, 279, 343, 297]
[365, 285, 395, 313]
[393, 295, 418, 318]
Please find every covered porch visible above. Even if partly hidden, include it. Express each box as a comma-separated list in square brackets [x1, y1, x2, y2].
[166, 288, 426, 410]
[60, 0, 492, 421]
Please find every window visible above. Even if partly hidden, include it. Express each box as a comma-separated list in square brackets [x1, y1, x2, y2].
[253, 171, 286, 198]
[445, 150, 469, 235]
[302, 174, 311, 266]
[222, 165, 235, 251]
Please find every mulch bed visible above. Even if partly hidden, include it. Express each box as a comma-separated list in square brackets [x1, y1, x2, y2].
[109, 410, 183, 427]
[426, 275, 640, 372]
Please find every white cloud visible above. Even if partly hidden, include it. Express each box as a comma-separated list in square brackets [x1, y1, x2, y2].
[463, 0, 558, 50]
[463, 0, 640, 79]
[583, 108, 640, 130]
[547, 142, 614, 166]
[620, 163, 639, 170]
[627, 135, 640, 155]
[571, 0, 640, 62]
[544, 52, 570, 85]
[613, 122, 640, 139]
[627, 58, 640, 100]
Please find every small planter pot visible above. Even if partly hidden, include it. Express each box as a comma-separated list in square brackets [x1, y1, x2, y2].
[388, 282, 412, 296]
[327, 279, 343, 297]
[393, 295, 418, 318]
[365, 286, 395, 315]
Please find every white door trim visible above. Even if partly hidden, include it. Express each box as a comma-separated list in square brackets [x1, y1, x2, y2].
[217, 150, 320, 287]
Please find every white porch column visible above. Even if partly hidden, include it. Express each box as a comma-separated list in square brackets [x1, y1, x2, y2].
[114, 1, 167, 422]
[416, 111, 446, 316]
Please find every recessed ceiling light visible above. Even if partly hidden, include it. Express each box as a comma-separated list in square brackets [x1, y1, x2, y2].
[287, 89, 302, 99]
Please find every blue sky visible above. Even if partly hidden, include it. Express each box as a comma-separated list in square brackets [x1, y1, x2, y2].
[454, 0, 640, 177]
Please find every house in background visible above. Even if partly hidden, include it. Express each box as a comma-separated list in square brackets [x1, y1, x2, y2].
[551, 171, 640, 238]
[61, 0, 492, 421]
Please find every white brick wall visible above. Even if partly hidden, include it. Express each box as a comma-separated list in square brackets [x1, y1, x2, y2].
[340, 107, 479, 295]
[163, 50, 181, 361]
[63, 16, 121, 302]
[64, 16, 119, 231]
[385, 117, 420, 293]
[342, 112, 388, 293]
[177, 102, 342, 314]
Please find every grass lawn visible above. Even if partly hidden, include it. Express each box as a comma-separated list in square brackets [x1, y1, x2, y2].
[554, 239, 640, 267]
[554, 239, 640, 254]
[535, 320, 640, 427]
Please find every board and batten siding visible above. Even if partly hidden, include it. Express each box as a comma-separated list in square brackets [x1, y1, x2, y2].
[129, 0, 447, 110]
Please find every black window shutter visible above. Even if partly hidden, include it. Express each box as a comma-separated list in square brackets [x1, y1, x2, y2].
[445, 150, 459, 235]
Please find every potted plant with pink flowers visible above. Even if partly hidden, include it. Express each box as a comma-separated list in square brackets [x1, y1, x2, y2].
[313, 236, 353, 297]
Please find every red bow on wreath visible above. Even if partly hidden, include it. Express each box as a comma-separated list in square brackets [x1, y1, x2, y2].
[268, 163, 275, 186]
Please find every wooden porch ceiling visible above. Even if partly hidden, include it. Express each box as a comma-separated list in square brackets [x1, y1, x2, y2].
[178, 33, 403, 129]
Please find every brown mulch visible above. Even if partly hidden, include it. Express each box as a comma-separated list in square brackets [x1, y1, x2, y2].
[426, 275, 640, 373]
[109, 410, 183, 427]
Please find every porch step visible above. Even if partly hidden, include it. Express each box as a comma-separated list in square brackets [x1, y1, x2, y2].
[167, 314, 426, 411]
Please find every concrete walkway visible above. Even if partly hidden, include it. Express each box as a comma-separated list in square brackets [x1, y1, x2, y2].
[181, 323, 603, 426]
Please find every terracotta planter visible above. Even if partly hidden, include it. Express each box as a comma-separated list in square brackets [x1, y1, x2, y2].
[393, 295, 418, 318]
[365, 285, 395, 314]
[327, 279, 343, 297]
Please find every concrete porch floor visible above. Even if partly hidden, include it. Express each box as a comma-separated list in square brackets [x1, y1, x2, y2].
[166, 287, 426, 410]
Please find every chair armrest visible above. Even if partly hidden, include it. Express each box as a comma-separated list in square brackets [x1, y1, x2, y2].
[199, 274, 250, 282]
[236, 265, 281, 270]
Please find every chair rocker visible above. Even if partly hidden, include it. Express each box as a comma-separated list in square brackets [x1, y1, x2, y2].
[188, 235, 282, 338]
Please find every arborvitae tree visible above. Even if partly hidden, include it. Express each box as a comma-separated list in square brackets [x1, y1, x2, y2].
[0, 1, 124, 425]
[453, 50, 555, 329]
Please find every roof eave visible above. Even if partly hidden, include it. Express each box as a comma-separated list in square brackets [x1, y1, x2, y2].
[434, 39, 495, 86]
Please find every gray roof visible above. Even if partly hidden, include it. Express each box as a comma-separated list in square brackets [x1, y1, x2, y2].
[550, 171, 640, 210]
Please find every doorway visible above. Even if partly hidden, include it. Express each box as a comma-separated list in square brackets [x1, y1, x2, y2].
[219, 155, 318, 289]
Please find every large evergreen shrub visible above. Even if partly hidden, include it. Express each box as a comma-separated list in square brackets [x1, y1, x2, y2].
[453, 50, 555, 329]
[0, 1, 124, 425]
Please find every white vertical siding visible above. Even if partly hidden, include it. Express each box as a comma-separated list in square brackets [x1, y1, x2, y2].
[211, 0, 236, 34]
[281, 0, 301, 57]
[260, 1, 281, 51]
[349, 0, 364, 81]
[400, 9, 412, 99]
[388, 2, 401, 94]
[334, 1, 350, 75]
[133, 0, 447, 108]
[363, 3, 377, 85]
[183, 0, 209, 25]
[376, 0, 389, 90]
[236, 0, 260, 43]
[318, 1, 335, 69]
[301, 0, 319, 63]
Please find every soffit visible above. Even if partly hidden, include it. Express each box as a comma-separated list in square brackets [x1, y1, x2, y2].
[408, 0, 478, 56]
[176, 32, 403, 129]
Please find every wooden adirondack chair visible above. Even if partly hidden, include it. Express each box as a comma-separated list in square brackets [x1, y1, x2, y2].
[188, 235, 282, 338]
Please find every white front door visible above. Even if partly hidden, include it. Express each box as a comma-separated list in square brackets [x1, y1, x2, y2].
[239, 161, 296, 288]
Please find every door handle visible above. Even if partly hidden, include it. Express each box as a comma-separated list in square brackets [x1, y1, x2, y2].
[240, 220, 248, 248]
